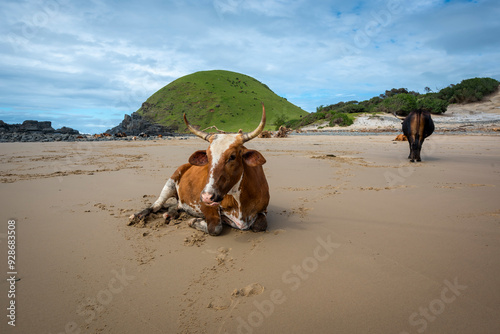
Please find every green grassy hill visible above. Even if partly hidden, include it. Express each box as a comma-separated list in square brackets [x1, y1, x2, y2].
[137, 70, 308, 133]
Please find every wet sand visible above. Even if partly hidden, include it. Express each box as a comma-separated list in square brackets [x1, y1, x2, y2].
[1, 134, 500, 333]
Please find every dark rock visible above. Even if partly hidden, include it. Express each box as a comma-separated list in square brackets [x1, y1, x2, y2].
[21, 134, 31, 142]
[0, 120, 81, 135]
[0, 120, 12, 132]
[106, 112, 175, 136]
[56, 126, 79, 135]
[0, 118, 185, 142]
[0, 120, 84, 142]
[20, 120, 54, 132]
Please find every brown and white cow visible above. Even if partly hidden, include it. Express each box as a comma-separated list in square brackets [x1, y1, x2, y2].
[129, 104, 270, 235]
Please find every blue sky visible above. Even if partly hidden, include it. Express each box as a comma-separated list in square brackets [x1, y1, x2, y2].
[1, 0, 499, 134]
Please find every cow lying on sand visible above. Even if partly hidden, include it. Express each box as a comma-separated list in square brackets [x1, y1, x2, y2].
[129, 104, 270, 235]
[402, 110, 435, 162]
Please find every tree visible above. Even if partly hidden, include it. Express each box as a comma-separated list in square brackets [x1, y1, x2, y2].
[377, 93, 417, 116]
[417, 97, 448, 114]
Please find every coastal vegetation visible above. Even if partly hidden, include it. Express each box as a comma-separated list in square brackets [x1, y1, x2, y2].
[284, 77, 499, 128]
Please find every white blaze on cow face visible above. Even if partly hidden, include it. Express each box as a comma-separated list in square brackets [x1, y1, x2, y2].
[201, 133, 243, 206]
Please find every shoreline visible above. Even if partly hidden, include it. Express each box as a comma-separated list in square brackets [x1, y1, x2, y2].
[1, 117, 499, 143]
[1, 126, 498, 144]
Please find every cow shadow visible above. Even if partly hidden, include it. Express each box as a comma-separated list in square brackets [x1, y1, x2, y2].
[266, 203, 310, 231]
[219, 203, 309, 240]
[420, 155, 440, 162]
[407, 155, 440, 163]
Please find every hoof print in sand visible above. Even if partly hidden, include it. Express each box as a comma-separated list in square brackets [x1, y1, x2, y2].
[207, 297, 232, 310]
[184, 231, 206, 247]
[232, 283, 265, 297]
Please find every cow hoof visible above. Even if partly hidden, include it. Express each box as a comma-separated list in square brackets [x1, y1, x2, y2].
[187, 218, 222, 235]
[128, 208, 151, 225]
[167, 206, 180, 219]
[416, 158, 421, 162]
[128, 214, 142, 225]
[188, 218, 210, 234]
[187, 218, 202, 228]
[162, 207, 180, 223]
[251, 214, 268, 232]
[410, 159, 415, 163]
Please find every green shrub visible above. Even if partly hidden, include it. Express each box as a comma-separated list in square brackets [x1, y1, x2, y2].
[283, 111, 326, 128]
[317, 100, 361, 113]
[273, 113, 289, 130]
[360, 96, 383, 112]
[437, 77, 499, 104]
[377, 93, 417, 116]
[338, 104, 366, 113]
[328, 112, 354, 127]
[417, 97, 449, 114]
[283, 118, 302, 128]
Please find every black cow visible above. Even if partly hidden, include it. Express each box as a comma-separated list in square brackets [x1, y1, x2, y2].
[402, 110, 435, 162]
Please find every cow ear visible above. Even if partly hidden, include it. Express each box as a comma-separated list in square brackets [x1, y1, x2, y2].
[242, 149, 266, 166]
[189, 150, 208, 166]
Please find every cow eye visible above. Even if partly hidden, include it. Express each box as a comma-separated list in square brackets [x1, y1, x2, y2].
[228, 154, 236, 162]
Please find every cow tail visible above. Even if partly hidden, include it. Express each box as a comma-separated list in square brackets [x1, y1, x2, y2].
[414, 111, 422, 149]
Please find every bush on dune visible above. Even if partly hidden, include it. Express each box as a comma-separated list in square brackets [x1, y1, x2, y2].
[437, 77, 499, 104]
[284, 77, 498, 129]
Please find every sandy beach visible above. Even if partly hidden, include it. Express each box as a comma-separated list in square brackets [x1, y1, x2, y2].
[1, 129, 499, 333]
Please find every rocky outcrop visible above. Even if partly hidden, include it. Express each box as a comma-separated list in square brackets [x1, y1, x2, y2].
[0, 120, 81, 142]
[19, 120, 55, 133]
[106, 112, 176, 136]
[0, 120, 79, 134]
[1, 120, 79, 134]
[0, 119, 187, 142]
[56, 126, 80, 135]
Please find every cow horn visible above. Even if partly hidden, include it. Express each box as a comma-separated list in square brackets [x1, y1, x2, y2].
[184, 114, 212, 142]
[392, 112, 406, 121]
[242, 103, 266, 142]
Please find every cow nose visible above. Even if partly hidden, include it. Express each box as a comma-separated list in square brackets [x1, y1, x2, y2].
[201, 192, 215, 203]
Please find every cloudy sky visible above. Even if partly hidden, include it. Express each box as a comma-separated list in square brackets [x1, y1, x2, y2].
[1, 0, 499, 134]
